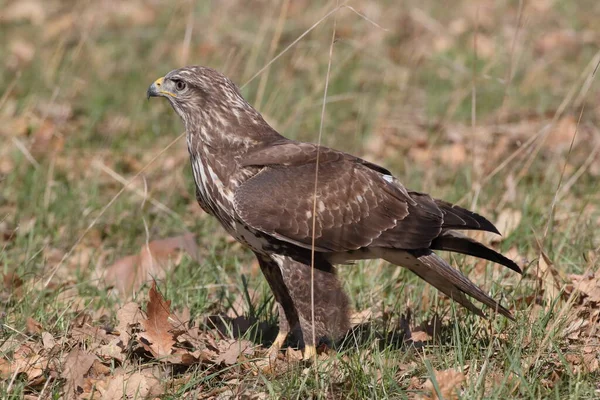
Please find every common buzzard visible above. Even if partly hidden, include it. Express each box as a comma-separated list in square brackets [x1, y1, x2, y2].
[147, 66, 521, 360]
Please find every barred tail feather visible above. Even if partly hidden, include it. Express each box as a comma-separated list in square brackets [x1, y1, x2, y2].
[380, 249, 514, 320]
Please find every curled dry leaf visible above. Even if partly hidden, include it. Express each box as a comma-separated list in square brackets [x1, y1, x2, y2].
[6, 344, 46, 386]
[569, 270, 600, 304]
[41, 331, 55, 349]
[100, 233, 200, 296]
[421, 368, 466, 400]
[61, 348, 98, 399]
[139, 281, 176, 358]
[115, 301, 144, 348]
[215, 339, 255, 366]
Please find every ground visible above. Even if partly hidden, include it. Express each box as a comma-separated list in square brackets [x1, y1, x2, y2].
[1, 0, 600, 398]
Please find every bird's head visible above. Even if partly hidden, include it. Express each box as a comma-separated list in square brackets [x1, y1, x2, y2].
[148, 66, 245, 126]
[147, 66, 278, 150]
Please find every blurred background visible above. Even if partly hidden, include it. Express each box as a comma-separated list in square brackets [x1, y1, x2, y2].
[1, 0, 600, 396]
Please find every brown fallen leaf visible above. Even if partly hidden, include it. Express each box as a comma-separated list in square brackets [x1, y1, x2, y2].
[215, 339, 255, 366]
[115, 301, 144, 348]
[139, 281, 176, 358]
[411, 314, 442, 344]
[41, 332, 55, 349]
[438, 143, 467, 168]
[489, 209, 522, 244]
[421, 368, 466, 400]
[30, 120, 64, 158]
[349, 308, 375, 327]
[61, 348, 98, 399]
[1, 1, 46, 24]
[570, 270, 600, 304]
[26, 317, 42, 334]
[8, 343, 46, 386]
[102, 368, 163, 400]
[7, 39, 35, 70]
[349, 302, 384, 327]
[97, 338, 126, 363]
[100, 233, 200, 296]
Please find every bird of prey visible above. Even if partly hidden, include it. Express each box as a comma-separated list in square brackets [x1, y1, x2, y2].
[147, 66, 521, 360]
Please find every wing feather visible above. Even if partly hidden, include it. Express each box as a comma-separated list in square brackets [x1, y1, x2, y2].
[234, 160, 413, 252]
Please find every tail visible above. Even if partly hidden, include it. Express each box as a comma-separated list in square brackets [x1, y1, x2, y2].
[430, 230, 522, 274]
[380, 249, 514, 320]
[434, 200, 500, 234]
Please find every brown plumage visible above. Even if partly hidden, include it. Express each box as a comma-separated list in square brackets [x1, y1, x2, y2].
[148, 66, 521, 358]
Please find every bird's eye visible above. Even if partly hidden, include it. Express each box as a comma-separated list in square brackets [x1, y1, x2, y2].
[175, 80, 187, 91]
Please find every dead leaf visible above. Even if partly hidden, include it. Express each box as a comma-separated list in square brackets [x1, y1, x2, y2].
[535, 30, 579, 55]
[410, 330, 431, 342]
[44, 14, 75, 39]
[102, 369, 163, 400]
[7, 39, 36, 70]
[215, 340, 255, 366]
[0, 156, 14, 174]
[547, 115, 578, 152]
[412, 314, 442, 343]
[115, 301, 144, 348]
[489, 209, 521, 243]
[26, 317, 42, 334]
[438, 143, 467, 167]
[349, 305, 383, 327]
[9, 344, 46, 385]
[422, 368, 466, 400]
[61, 348, 98, 399]
[97, 338, 126, 363]
[139, 281, 176, 358]
[570, 271, 600, 304]
[1, 1, 46, 24]
[30, 120, 64, 157]
[101, 233, 199, 296]
[2, 272, 23, 297]
[41, 332, 55, 349]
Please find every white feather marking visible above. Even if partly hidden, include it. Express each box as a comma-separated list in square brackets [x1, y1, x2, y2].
[232, 221, 271, 251]
[318, 200, 325, 212]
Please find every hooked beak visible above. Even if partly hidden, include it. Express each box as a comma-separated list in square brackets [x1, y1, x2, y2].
[147, 77, 176, 99]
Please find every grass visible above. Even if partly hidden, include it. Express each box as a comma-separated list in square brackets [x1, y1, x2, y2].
[2, 0, 600, 398]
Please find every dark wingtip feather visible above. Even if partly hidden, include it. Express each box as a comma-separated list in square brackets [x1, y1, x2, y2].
[434, 200, 501, 235]
[430, 231, 522, 274]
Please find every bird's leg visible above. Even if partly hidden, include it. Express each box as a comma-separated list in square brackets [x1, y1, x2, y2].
[303, 342, 317, 361]
[278, 257, 350, 360]
[255, 254, 300, 361]
[265, 303, 290, 359]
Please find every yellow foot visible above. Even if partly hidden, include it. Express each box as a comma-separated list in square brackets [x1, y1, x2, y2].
[250, 330, 289, 374]
[302, 344, 317, 361]
[266, 330, 288, 359]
